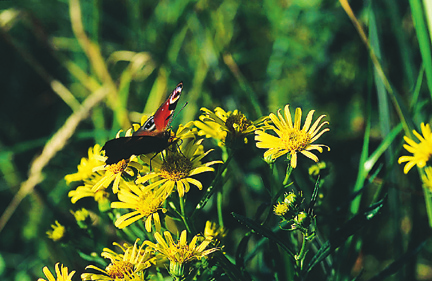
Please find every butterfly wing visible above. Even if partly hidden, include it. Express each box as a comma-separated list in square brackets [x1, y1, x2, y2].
[103, 82, 183, 164]
[133, 82, 183, 137]
[103, 134, 171, 165]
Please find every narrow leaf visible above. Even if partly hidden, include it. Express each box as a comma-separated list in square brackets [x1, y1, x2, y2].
[232, 212, 294, 258]
[307, 199, 385, 272]
[213, 251, 251, 281]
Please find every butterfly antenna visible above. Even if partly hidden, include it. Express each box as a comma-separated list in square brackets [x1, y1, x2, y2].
[149, 152, 160, 171]
[174, 139, 186, 158]
[171, 102, 189, 122]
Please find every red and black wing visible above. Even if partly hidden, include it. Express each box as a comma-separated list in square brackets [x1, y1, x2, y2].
[133, 82, 183, 137]
[102, 82, 183, 164]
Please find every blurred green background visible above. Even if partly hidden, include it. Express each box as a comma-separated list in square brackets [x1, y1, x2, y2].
[0, 0, 431, 280]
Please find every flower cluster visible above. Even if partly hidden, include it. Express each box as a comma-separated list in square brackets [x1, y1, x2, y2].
[41, 100, 330, 280]
[80, 229, 219, 280]
[274, 191, 315, 238]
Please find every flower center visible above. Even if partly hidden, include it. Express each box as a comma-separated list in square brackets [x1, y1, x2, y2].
[106, 260, 134, 278]
[107, 159, 128, 174]
[167, 243, 195, 263]
[274, 202, 289, 216]
[160, 153, 193, 181]
[283, 129, 311, 152]
[225, 113, 253, 134]
[137, 191, 165, 217]
[416, 141, 432, 167]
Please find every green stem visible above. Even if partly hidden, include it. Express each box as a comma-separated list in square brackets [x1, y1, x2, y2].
[283, 160, 293, 186]
[217, 190, 224, 228]
[424, 188, 432, 227]
[179, 196, 192, 233]
[217, 148, 230, 228]
[295, 233, 307, 271]
[417, 168, 432, 227]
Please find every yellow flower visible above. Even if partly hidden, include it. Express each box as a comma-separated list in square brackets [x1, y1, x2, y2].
[70, 208, 100, 229]
[203, 221, 227, 242]
[255, 104, 330, 168]
[64, 144, 105, 184]
[194, 107, 263, 146]
[422, 167, 432, 191]
[137, 139, 222, 197]
[68, 172, 110, 204]
[82, 239, 154, 281]
[274, 202, 290, 216]
[398, 123, 432, 174]
[68, 184, 110, 204]
[92, 156, 143, 193]
[38, 263, 75, 281]
[145, 230, 218, 277]
[284, 192, 298, 206]
[46, 221, 65, 242]
[173, 121, 198, 140]
[70, 208, 89, 222]
[111, 183, 169, 232]
[275, 191, 303, 218]
[308, 161, 327, 177]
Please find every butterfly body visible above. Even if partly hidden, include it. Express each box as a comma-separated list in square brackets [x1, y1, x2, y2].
[103, 82, 183, 164]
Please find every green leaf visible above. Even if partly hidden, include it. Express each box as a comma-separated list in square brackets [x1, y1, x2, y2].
[213, 251, 252, 281]
[306, 199, 385, 273]
[78, 250, 106, 265]
[0, 254, 5, 276]
[235, 232, 251, 270]
[307, 177, 320, 214]
[232, 212, 295, 258]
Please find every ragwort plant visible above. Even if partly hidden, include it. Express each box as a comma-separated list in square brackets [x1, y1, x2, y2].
[38, 89, 337, 280]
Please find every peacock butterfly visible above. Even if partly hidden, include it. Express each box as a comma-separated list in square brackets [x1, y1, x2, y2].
[102, 82, 183, 164]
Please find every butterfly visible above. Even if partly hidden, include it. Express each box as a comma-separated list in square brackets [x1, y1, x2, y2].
[102, 82, 183, 165]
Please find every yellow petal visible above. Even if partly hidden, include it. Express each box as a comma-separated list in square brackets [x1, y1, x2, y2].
[283, 104, 293, 128]
[179, 230, 188, 246]
[42, 266, 55, 281]
[301, 150, 319, 162]
[186, 178, 203, 190]
[302, 110, 315, 132]
[293, 107, 302, 130]
[145, 215, 153, 232]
